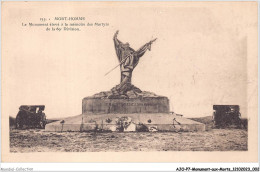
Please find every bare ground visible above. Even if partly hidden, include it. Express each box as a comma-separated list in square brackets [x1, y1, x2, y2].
[10, 129, 247, 152]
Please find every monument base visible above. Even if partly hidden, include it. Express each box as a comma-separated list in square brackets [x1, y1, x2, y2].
[45, 113, 206, 132]
[82, 88, 170, 114]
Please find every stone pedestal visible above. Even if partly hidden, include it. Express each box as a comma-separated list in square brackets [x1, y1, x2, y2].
[82, 97, 169, 114]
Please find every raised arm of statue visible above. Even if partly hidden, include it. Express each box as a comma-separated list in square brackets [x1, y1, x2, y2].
[113, 30, 122, 60]
[113, 30, 122, 47]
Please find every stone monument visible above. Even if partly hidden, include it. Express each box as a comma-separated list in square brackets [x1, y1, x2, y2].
[45, 31, 205, 132]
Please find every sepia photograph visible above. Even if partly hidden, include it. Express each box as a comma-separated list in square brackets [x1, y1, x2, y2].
[1, 1, 258, 163]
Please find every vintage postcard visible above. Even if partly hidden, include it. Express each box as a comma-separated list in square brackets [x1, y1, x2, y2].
[1, 1, 258, 162]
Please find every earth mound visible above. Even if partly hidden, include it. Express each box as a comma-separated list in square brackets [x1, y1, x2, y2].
[89, 84, 164, 99]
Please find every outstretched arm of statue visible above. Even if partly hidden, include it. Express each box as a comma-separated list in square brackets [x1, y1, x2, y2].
[135, 42, 151, 58]
[135, 38, 157, 58]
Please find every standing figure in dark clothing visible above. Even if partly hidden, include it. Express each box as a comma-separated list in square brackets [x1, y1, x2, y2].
[112, 30, 156, 95]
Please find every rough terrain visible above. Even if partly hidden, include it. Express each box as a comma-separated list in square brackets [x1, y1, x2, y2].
[10, 128, 247, 152]
[90, 84, 165, 99]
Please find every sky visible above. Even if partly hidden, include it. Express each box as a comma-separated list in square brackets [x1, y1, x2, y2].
[2, 2, 257, 118]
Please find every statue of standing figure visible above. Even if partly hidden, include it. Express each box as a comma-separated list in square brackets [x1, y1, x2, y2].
[111, 30, 157, 96]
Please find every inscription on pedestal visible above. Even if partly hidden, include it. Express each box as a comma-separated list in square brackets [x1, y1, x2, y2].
[82, 97, 169, 114]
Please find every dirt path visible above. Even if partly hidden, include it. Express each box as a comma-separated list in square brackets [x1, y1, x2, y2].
[10, 129, 247, 152]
